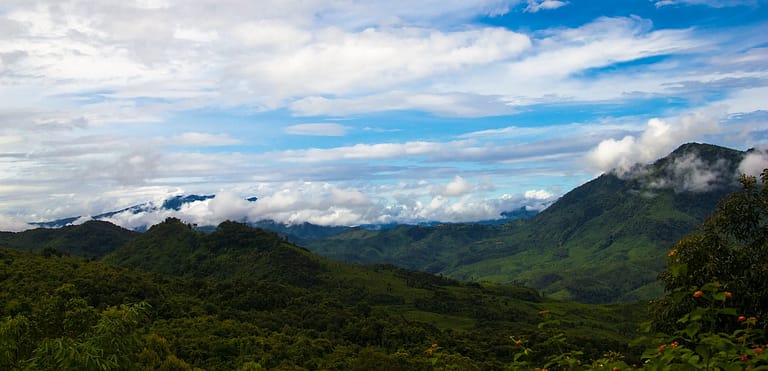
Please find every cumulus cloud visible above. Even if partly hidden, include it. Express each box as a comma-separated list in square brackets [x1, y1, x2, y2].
[586, 109, 723, 174]
[524, 189, 555, 200]
[284, 123, 349, 136]
[433, 176, 473, 197]
[739, 148, 768, 178]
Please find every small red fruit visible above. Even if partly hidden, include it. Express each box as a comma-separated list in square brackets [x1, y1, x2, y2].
[725, 291, 733, 299]
[741, 354, 749, 362]
[739, 316, 747, 322]
[693, 290, 703, 298]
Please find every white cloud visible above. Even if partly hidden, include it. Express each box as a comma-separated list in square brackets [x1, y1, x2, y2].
[524, 0, 569, 12]
[0, 214, 31, 232]
[275, 141, 452, 163]
[0, 0, 764, 231]
[586, 108, 724, 173]
[284, 123, 349, 136]
[432, 176, 473, 197]
[290, 91, 518, 117]
[243, 26, 531, 98]
[524, 189, 555, 200]
[718, 86, 768, 114]
[739, 148, 768, 178]
[172, 132, 242, 146]
[647, 153, 735, 192]
[654, 0, 760, 8]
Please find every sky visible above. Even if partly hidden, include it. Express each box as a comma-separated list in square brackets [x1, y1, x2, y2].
[1, 0, 767, 231]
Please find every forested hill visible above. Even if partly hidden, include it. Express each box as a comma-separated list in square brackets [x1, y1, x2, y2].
[104, 218, 327, 287]
[0, 219, 644, 369]
[0, 220, 138, 258]
[302, 143, 747, 303]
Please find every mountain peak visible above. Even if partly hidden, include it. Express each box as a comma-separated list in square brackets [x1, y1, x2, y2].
[663, 142, 744, 164]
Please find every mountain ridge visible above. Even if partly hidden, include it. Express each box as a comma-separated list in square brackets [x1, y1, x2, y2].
[301, 142, 748, 303]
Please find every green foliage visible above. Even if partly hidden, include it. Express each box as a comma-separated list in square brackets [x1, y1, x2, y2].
[0, 229, 642, 371]
[637, 282, 768, 370]
[0, 282, 151, 370]
[105, 218, 325, 287]
[656, 170, 768, 333]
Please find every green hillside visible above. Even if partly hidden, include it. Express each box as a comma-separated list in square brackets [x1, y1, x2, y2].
[304, 143, 746, 303]
[0, 220, 138, 258]
[0, 219, 644, 369]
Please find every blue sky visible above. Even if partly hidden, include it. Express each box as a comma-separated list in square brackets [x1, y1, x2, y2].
[0, 0, 767, 230]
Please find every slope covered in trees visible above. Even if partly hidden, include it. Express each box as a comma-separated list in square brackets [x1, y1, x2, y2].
[0, 219, 643, 369]
[0, 220, 138, 258]
[303, 143, 746, 303]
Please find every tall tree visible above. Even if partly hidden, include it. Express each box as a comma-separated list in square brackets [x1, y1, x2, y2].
[655, 169, 768, 331]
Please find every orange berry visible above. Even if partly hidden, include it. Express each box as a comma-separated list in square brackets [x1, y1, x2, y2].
[755, 347, 764, 354]
[725, 291, 733, 299]
[668, 249, 677, 257]
[741, 354, 749, 361]
[658, 344, 667, 352]
[671, 341, 679, 349]
[739, 316, 747, 322]
[693, 290, 703, 298]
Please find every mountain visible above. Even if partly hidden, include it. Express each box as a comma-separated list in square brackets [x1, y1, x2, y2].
[104, 218, 327, 287]
[248, 219, 350, 240]
[0, 219, 645, 369]
[29, 195, 537, 238]
[0, 220, 139, 258]
[302, 143, 747, 303]
[29, 194, 217, 229]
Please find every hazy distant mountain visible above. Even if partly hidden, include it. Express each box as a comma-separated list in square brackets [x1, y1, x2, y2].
[302, 143, 748, 303]
[30, 194, 217, 229]
[29, 194, 538, 237]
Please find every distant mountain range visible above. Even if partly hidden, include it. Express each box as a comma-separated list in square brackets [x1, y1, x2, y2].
[30, 194, 218, 229]
[299, 143, 749, 303]
[29, 196, 540, 238]
[9, 142, 755, 305]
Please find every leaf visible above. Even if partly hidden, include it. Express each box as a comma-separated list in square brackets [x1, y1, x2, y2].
[695, 344, 710, 360]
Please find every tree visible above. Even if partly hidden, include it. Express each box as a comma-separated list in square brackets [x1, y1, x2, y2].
[655, 169, 768, 332]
